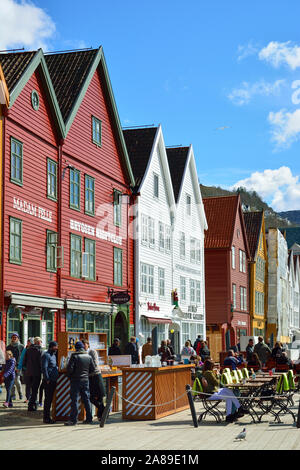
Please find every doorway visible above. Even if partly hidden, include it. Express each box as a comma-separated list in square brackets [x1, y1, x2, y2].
[113, 312, 128, 353]
[28, 319, 40, 339]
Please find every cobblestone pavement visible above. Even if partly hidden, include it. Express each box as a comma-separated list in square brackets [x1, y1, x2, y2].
[1, 390, 300, 451]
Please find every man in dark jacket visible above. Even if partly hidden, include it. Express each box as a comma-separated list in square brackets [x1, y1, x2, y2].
[108, 338, 122, 356]
[246, 338, 254, 362]
[65, 341, 94, 425]
[223, 350, 243, 370]
[196, 340, 210, 362]
[23, 337, 43, 411]
[125, 336, 139, 364]
[41, 341, 58, 424]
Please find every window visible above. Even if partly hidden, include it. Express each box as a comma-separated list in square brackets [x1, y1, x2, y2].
[255, 291, 264, 316]
[47, 230, 57, 272]
[196, 239, 201, 264]
[153, 173, 159, 198]
[85, 175, 95, 216]
[240, 286, 247, 311]
[179, 232, 185, 259]
[114, 248, 123, 286]
[186, 194, 191, 216]
[165, 226, 171, 252]
[256, 257, 265, 283]
[232, 284, 236, 309]
[47, 159, 57, 201]
[11, 138, 23, 185]
[190, 279, 196, 303]
[9, 217, 22, 264]
[84, 238, 96, 281]
[190, 237, 196, 263]
[148, 217, 155, 247]
[70, 168, 80, 210]
[239, 250, 246, 273]
[196, 281, 201, 304]
[113, 190, 122, 227]
[141, 215, 148, 245]
[232, 246, 235, 269]
[92, 116, 102, 146]
[70, 234, 82, 278]
[31, 90, 39, 111]
[180, 276, 186, 302]
[159, 222, 165, 251]
[158, 268, 165, 297]
[140, 263, 154, 294]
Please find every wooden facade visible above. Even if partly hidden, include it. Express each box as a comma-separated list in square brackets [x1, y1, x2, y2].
[0, 49, 135, 347]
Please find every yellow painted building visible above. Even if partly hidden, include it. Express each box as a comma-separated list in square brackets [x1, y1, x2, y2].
[244, 211, 268, 338]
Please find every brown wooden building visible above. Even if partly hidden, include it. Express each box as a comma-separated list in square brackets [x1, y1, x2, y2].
[203, 195, 250, 361]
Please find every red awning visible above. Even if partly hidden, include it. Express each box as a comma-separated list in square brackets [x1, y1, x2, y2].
[145, 316, 172, 324]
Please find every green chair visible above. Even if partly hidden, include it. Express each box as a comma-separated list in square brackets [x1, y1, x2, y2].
[237, 370, 243, 382]
[242, 368, 249, 379]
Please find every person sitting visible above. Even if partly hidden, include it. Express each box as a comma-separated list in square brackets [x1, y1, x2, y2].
[108, 338, 121, 356]
[158, 340, 173, 363]
[247, 352, 262, 370]
[276, 351, 293, 369]
[202, 359, 247, 422]
[223, 350, 243, 370]
[271, 342, 283, 359]
[181, 341, 196, 357]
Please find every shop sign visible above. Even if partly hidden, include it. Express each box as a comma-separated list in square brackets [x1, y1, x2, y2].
[13, 196, 52, 223]
[111, 291, 130, 304]
[70, 219, 122, 245]
[188, 305, 198, 313]
[147, 302, 160, 312]
[178, 310, 203, 321]
[237, 321, 247, 326]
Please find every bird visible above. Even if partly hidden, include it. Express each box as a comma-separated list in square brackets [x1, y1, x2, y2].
[235, 428, 246, 441]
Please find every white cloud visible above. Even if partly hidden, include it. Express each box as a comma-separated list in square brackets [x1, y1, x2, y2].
[228, 79, 286, 106]
[231, 167, 300, 211]
[237, 42, 259, 61]
[0, 0, 55, 51]
[259, 41, 300, 70]
[268, 108, 300, 149]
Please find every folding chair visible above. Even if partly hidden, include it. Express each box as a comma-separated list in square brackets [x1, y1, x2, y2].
[256, 373, 296, 423]
[192, 377, 225, 423]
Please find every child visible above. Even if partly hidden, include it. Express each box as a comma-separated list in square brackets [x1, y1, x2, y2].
[3, 351, 16, 408]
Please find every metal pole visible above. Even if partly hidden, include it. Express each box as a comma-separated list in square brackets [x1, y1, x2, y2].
[186, 384, 198, 428]
[100, 386, 116, 428]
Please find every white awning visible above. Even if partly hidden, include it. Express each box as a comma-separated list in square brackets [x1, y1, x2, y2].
[66, 299, 117, 314]
[10, 292, 64, 309]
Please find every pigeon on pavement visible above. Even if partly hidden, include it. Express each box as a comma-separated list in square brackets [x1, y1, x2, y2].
[235, 428, 246, 441]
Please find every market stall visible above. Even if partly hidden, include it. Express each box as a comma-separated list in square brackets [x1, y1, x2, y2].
[122, 364, 192, 420]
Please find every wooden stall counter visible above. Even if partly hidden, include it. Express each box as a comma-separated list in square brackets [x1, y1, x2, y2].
[122, 364, 192, 421]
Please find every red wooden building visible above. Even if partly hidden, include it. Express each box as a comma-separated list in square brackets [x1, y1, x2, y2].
[0, 48, 135, 350]
[202, 195, 250, 361]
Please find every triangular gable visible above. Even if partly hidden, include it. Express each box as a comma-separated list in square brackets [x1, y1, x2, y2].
[0, 48, 135, 187]
[244, 211, 264, 261]
[233, 197, 250, 260]
[0, 64, 9, 107]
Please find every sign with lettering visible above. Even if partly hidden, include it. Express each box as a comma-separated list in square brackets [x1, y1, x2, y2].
[13, 197, 52, 223]
[111, 292, 130, 305]
[70, 219, 122, 246]
[147, 302, 160, 312]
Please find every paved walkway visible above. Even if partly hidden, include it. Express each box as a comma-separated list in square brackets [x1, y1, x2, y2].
[1, 392, 300, 450]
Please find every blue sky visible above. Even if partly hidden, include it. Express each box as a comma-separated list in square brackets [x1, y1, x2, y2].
[2, 0, 300, 211]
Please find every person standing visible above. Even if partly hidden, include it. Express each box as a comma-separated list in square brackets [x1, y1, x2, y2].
[108, 338, 121, 356]
[142, 337, 153, 363]
[64, 341, 94, 426]
[196, 340, 210, 362]
[254, 336, 271, 367]
[82, 339, 105, 421]
[125, 336, 139, 364]
[17, 337, 34, 403]
[6, 333, 24, 400]
[193, 335, 202, 352]
[2, 351, 16, 408]
[245, 338, 254, 362]
[23, 337, 43, 411]
[41, 341, 58, 424]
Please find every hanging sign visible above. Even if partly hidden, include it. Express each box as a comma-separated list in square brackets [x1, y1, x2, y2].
[111, 291, 130, 304]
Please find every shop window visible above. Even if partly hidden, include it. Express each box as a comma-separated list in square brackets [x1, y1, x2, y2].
[7, 308, 21, 342]
[85, 175, 95, 216]
[47, 158, 57, 201]
[11, 137, 23, 186]
[43, 310, 54, 348]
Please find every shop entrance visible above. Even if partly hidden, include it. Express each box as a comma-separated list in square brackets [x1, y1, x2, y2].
[27, 319, 40, 339]
[113, 312, 128, 353]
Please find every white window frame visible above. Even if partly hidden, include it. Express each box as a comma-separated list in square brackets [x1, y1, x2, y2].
[232, 284, 236, 309]
[158, 267, 165, 298]
[153, 173, 159, 199]
[190, 237, 196, 263]
[180, 276, 186, 303]
[232, 246, 235, 269]
[179, 232, 185, 259]
[159, 222, 165, 251]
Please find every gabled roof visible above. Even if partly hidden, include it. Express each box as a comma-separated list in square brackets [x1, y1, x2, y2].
[166, 147, 189, 202]
[280, 227, 300, 250]
[243, 211, 263, 260]
[0, 47, 135, 186]
[45, 49, 98, 122]
[203, 195, 249, 255]
[123, 127, 158, 189]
